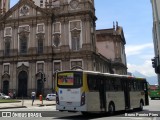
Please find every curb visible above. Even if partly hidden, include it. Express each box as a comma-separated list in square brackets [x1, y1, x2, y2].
[37, 104, 55, 107]
[0, 101, 21, 103]
[0, 106, 27, 109]
[0, 104, 55, 109]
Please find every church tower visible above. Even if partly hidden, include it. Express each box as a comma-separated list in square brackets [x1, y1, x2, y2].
[0, 0, 10, 14]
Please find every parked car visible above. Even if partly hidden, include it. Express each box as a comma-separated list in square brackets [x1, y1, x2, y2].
[46, 93, 56, 101]
[0, 93, 10, 99]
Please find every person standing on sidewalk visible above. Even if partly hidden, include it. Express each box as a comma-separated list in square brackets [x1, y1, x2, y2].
[31, 92, 36, 106]
[13, 91, 16, 99]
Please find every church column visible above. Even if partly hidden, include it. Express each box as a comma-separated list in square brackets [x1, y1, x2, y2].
[29, 61, 36, 96]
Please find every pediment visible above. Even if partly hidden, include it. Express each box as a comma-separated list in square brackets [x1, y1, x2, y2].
[1, 0, 48, 21]
[36, 71, 44, 80]
[2, 73, 10, 80]
[17, 63, 29, 72]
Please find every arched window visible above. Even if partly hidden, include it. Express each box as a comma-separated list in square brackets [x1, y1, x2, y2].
[20, 34, 27, 54]
[37, 34, 44, 54]
[4, 38, 10, 56]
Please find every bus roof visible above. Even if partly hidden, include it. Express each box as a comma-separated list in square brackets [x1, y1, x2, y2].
[56, 70, 146, 80]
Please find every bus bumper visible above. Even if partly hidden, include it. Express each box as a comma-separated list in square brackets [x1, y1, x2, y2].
[56, 104, 87, 112]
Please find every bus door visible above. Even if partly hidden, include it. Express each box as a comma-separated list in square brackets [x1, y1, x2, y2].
[99, 79, 106, 111]
[123, 80, 130, 109]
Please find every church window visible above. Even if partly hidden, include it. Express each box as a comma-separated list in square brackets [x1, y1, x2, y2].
[37, 24, 44, 33]
[4, 27, 12, 36]
[38, 38, 43, 54]
[53, 61, 61, 72]
[71, 30, 80, 51]
[20, 35, 27, 54]
[37, 63, 44, 72]
[4, 65, 9, 74]
[5, 40, 10, 56]
[69, 21, 82, 51]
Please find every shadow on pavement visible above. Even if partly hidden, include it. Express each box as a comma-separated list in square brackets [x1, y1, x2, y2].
[53, 109, 149, 120]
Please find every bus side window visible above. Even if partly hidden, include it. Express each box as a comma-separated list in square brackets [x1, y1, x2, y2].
[87, 75, 93, 91]
[130, 81, 134, 91]
[140, 82, 144, 90]
[114, 78, 118, 91]
[137, 81, 142, 91]
[106, 79, 110, 91]
[133, 81, 137, 91]
[110, 78, 115, 91]
[87, 75, 97, 91]
[96, 76, 107, 91]
[74, 73, 82, 86]
[128, 81, 131, 91]
[115, 78, 122, 91]
[137, 81, 143, 91]
[121, 79, 124, 90]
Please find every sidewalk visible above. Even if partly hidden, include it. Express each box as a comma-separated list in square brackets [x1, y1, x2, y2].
[0, 99, 56, 109]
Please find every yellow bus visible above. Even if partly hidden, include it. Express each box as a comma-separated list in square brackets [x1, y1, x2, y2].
[55, 70, 149, 114]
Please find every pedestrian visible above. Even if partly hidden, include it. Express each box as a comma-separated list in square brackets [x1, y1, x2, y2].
[13, 91, 16, 99]
[8, 92, 12, 98]
[31, 92, 36, 106]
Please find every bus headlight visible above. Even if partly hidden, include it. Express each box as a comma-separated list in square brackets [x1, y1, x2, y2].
[56, 92, 59, 105]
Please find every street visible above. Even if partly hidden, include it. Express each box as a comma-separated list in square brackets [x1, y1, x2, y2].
[0, 98, 160, 120]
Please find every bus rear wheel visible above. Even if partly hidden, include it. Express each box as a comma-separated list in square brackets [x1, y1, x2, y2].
[139, 101, 143, 111]
[108, 103, 115, 115]
[81, 112, 92, 116]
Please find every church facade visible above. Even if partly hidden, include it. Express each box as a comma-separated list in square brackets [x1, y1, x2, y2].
[0, 0, 127, 97]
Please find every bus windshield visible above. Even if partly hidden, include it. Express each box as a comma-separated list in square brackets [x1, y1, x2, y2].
[57, 71, 82, 88]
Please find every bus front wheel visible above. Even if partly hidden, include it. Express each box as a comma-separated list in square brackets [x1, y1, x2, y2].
[108, 102, 115, 115]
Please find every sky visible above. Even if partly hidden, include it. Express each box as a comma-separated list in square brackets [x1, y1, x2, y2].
[94, 0, 155, 77]
[10, 0, 156, 77]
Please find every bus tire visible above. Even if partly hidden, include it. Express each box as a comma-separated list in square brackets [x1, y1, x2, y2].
[139, 101, 143, 111]
[108, 102, 115, 115]
[81, 112, 90, 116]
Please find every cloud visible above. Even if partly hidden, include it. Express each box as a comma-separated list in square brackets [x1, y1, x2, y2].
[126, 43, 154, 56]
[127, 60, 156, 77]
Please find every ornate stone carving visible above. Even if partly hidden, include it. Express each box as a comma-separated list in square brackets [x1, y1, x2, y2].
[70, 0, 79, 9]
[17, 64, 29, 75]
[36, 33, 45, 39]
[70, 21, 81, 30]
[53, 34, 60, 47]
[2, 73, 10, 80]
[19, 5, 30, 16]
[19, 26, 30, 33]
